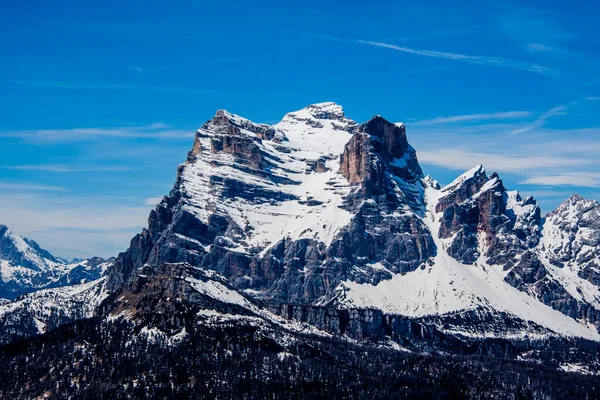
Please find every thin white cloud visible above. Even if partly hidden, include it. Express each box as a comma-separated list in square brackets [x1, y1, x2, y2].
[0, 182, 66, 192]
[521, 175, 600, 188]
[510, 105, 567, 135]
[0, 124, 194, 143]
[497, 4, 575, 52]
[510, 97, 599, 135]
[522, 189, 577, 199]
[355, 40, 551, 74]
[144, 197, 164, 206]
[3, 165, 131, 172]
[525, 43, 554, 52]
[417, 149, 590, 172]
[298, 32, 551, 75]
[495, 2, 599, 78]
[414, 111, 531, 126]
[7, 79, 229, 95]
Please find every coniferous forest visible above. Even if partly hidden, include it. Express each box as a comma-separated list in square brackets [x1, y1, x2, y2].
[2, 316, 600, 399]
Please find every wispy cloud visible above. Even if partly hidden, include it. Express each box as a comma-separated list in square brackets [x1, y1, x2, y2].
[298, 32, 551, 75]
[0, 123, 194, 143]
[7, 79, 227, 95]
[414, 111, 531, 126]
[355, 40, 551, 75]
[523, 189, 577, 199]
[3, 165, 131, 172]
[510, 97, 599, 135]
[520, 174, 600, 188]
[510, 105, 567, 135]
[495, 2, 599, 77]
[0, 182, 66, 192]
[380, 28, 480, 43]
[417, 149, 590, 172]
[525, 43, 554, 52]
[409, 100, 600, 191]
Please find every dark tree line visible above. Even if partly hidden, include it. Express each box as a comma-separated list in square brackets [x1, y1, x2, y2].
[1, 317, 600, 399]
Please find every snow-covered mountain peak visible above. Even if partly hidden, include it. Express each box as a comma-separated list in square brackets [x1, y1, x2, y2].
[423, 175, 441, 190]
[442, 164, 487, 193]
[273, 103, 356, 156]
[199, 109, 277, 142]
[435, 165, 490, 213]
[544, 194, 600, 246]
[0, 224, 112, 300]
[278, 102, 354, 127]
[302, 101, 346, 120]
[0, 225, 60, 273]
[549, 193, 599, 218]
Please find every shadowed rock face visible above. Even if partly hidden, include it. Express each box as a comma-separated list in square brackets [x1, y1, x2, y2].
[211, 134, 265, 169]
[340, 117, 422, 191]
[357, 117, 410, 160]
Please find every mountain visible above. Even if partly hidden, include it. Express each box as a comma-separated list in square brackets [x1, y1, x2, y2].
[103, 102, 600, 340]
[0, 224, 113, 300]
[2, 102, 600, 397]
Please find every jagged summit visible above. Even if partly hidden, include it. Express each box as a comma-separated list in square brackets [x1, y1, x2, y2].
[300, 101, 346, 120]
[551, 193, 597, 212]
[442, 164, 486, 192]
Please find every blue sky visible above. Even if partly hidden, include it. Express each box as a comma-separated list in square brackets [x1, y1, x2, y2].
[1, 0, 599, 259]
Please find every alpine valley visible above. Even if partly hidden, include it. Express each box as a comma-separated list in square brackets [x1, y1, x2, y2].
[2, 103, 600, 399]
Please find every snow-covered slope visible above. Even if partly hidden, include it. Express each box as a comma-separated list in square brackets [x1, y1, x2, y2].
[0, 277, 109, 343]
[338, 180, 600, 340]
[0, 224, 112, 300]
[179, 102, 356, 253]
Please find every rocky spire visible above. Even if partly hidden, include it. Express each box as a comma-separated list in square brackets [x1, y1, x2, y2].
[339, 115, 423, 200]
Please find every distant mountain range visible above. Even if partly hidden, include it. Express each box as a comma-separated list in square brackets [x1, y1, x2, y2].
[0, 224, 112, 300]
[1, 103, 600, 398]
